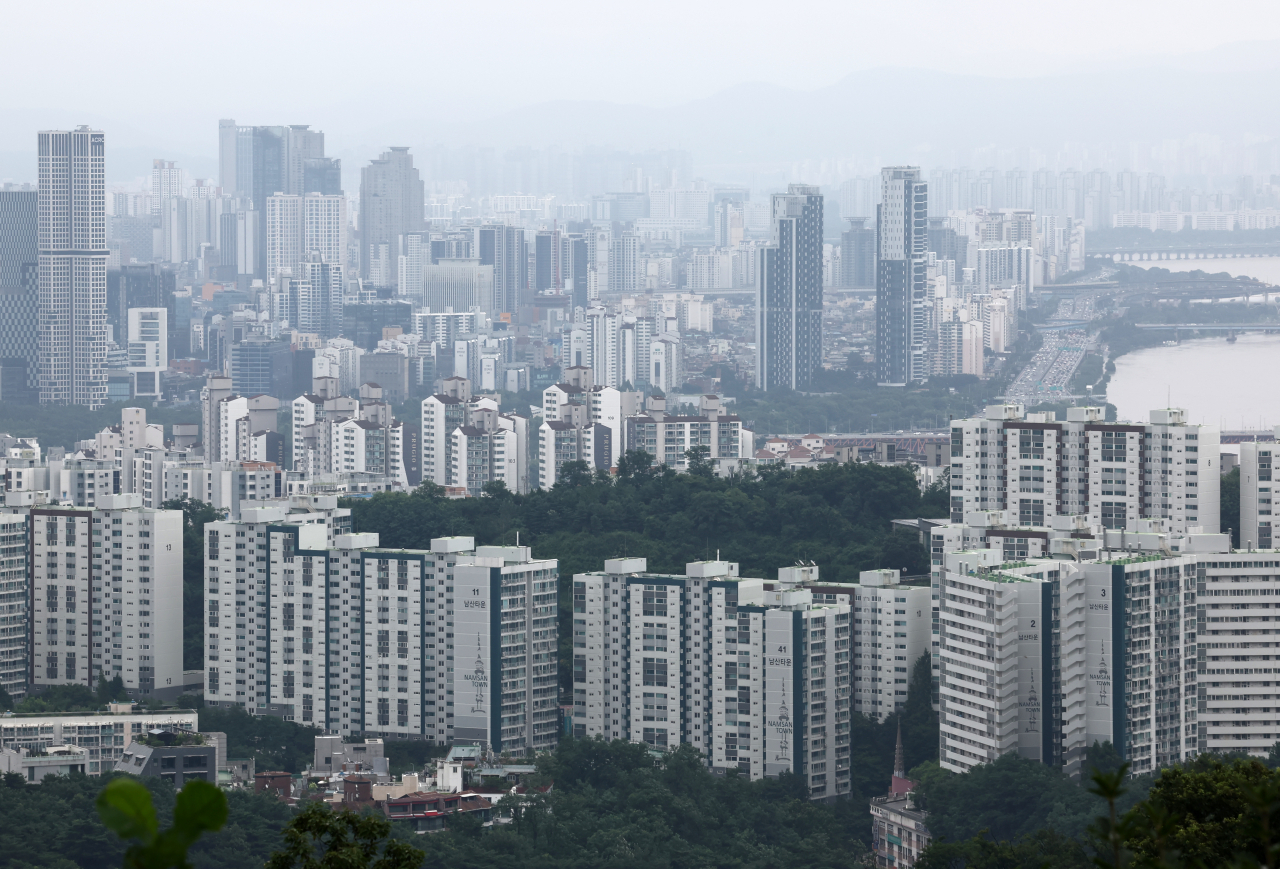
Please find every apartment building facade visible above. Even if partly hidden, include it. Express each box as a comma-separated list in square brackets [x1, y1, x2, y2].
[572, 558, 852, 800]
[949, 405, 1219, 533]
[30, 495, 183, 698]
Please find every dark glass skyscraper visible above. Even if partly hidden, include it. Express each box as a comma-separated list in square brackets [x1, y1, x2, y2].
[840, 217, 876, 288]
[0, 184, 38, 400]
[473, 224, 527, 320]
[755, 184, 823, 391]
[875, 167, 928, 386]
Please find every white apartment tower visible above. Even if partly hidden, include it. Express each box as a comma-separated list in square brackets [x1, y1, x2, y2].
[938, 541, 1208, 779]
[1239, 433, 1280, 549]
[39, 128, 108, 408]
[0, 513, 29, 700]
[203, 517, 557, 753]
[949, 405, 1219, 533]
[30, 496, 183, 698]
[572, 558, 852, 800]
[794, 569, 933, 722]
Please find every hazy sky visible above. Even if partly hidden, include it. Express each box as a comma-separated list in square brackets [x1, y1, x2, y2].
[3, 0, 1280, 176]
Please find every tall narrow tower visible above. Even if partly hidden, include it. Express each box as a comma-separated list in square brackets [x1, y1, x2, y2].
[39, 127, 107, 407]
[756, 184, 823, 391]
[876, 167, 928, 386]
[359, 147, 425, 291]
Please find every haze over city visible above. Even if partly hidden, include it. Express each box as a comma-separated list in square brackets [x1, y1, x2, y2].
[3, 4, 1280, 869]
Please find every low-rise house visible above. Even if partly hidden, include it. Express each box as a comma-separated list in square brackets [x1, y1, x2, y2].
[113, 730, 216, 786]
[0, 744, 89, 781]
[382, 790, 493, 833]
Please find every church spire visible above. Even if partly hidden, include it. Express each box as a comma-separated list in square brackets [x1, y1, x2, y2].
[893, 718, 905, 781]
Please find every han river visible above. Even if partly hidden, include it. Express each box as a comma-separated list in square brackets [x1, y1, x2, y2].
[1106, 256, 1280, 426]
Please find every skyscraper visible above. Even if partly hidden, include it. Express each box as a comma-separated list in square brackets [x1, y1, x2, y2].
[755, 184, 823, 391]
[218, 121, 329, 278]
[39, 127, 108, 408]
[840, 217, 875, 288]
[359, 147, 425, 291]
[473, 224, 526, 319]
[0, 183, 39, 401]
[534, 228, 560, 293]
[875, 167, 928, 386]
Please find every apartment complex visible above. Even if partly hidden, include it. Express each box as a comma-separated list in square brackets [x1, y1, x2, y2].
[203, 510, 557, 754]
[422, 377, 530, 493]
[571, 558, 852, 800]
[949, 404, 1220, 533]
[931, 514, 1239, 778]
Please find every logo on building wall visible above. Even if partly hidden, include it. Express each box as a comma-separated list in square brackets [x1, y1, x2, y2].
[464, 633, 488, 714]
[769, 678, 792, 762]
[1091, 640, 1110, 708]
[1020, 668, 1040, 733]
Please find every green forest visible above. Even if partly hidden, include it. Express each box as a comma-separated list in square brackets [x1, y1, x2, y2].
[344, 456, 947, 695]
[345, 456, 946, 579]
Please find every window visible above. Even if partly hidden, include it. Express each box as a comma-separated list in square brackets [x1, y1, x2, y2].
[1101, 431, 1127, 463]
[378, 698, 390, 727]
[643, 586, 668, 617]
[1101, 501, 1126, 530]
[642, 692, 668, 721]
[643, 658, 668, 687]
[1018, 498, 1044, 526]
[642, 727, 668, 748]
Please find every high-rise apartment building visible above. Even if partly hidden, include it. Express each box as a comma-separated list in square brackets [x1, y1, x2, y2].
[203, 517, 557, 752]
[571, 558, 852, 800]
[0, 512, 29, 700]
[622, 394, 751, 474]
[876, 167, 928, 386]
[756, 184, 823, 391]
[125, 307, 167, 398]
[30, 496, 183, 698]
[149, 160, 182, 216]
[1239, 434, 1280, 549]
[39, 128, 108, 408]
[420, 378, 529, 493]
[359, 148, 425, 291]
[949, 405, 1220, 534]
[788, 568, 933, 722]
[938, 540, 1209, 778]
